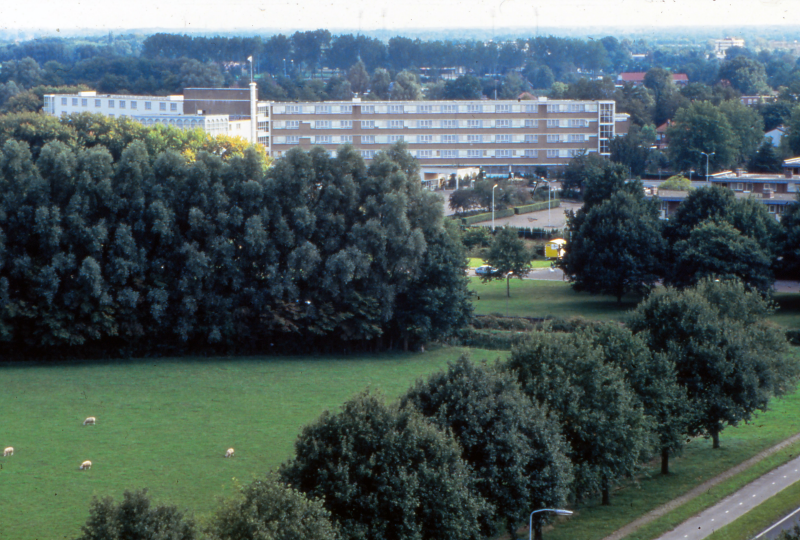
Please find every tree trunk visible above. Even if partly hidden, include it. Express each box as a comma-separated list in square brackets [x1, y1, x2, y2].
[661, 446, 670, 475]
[507, 277, 511, 298]
[601, 475, 610, 505]
[403, 336, 408, 352]
[534, 521, 544, 540]
[711, 428, 720, 449]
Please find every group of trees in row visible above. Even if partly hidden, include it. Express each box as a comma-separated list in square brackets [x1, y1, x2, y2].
[558, 153, 800, 301]
[0, 120, 472, 357]
[70, 277, 796, 540]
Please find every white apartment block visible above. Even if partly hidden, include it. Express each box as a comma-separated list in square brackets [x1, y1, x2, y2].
[44, 86, 629, 175]
[43, 91, 184, 117]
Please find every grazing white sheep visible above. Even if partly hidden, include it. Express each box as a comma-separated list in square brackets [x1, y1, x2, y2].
[224, 448, 234, 458]
[79, 460, 92, 470]
[3, 447, 13, 457]
[83, 417, 96, 426]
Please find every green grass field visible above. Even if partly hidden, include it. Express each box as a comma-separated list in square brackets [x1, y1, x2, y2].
[0, 347, 502, 540]
[470, 277, 640, 320]
[470, 278, 800, 329]
[468, 258, 555, 269]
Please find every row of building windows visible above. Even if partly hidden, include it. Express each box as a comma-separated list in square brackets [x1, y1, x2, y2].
[274, 148, 585, 160]
[280, 103, 600, 115]
[275, 119, 592, 130]
[277, 133, 591, 145]
[60, 96, 178, 112]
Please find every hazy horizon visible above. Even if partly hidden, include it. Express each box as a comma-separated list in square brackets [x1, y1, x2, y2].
[4, 0, 800, 35]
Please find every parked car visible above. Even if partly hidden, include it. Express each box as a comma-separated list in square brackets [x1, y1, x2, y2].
[475, 265, 498, 276]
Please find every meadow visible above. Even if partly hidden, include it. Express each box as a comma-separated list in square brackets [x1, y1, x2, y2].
[470, 277, 800, 329]
[2, 279, 798, 540]
[0, 347, 501, 540]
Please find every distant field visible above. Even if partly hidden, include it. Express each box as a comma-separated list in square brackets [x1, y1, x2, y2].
[0, 347, 502, 540]
[470, 278, 800, 329]
[470, 277, 639, 321]
[467, 258, 554, 269]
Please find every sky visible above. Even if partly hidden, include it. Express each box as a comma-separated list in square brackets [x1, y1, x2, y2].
[4, 0, 800, 32]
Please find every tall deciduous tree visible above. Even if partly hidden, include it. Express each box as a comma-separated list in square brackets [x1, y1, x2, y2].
[591, 324, 689, 475]
[667, 102, 736, 172]
[74, 489, 196, 540]
[628, 279, 797, 448]
[484, 227, 531, 297]
[777, 196, 800, 278]
[208, 473, 340, 540]
[280, 391, 488, 540]
[401, 357, 573, 540]
[559, 191, 666, 301]
[507, 329, 649, 505]
[669, 220, 774, 293]
[391, 70, 423, 101]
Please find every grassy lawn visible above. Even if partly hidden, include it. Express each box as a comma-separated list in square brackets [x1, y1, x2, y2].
[468, 258, 555, 269]
[470, 278, 800, 329]
[470, 277, 639, 320]
[0, 346, 503, 540]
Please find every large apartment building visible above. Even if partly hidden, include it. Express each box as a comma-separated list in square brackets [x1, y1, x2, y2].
[44, 85, 629, 176]
[270, 97, 628, 174]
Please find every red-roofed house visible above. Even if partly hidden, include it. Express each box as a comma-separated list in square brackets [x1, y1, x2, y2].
[616, 72, 689, 88]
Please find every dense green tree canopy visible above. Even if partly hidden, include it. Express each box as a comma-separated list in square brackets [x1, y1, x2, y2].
[74, 489, 196, 540]
[560, 190, 666, 301]
[0, 129, 471, 358]
[280, 391, 488, 540]
[667, 101, 736, 172]
[507, 329, 649, 505]
[628, 279, 797, 448]
[401, 357, 573, 540]
[592, 324, 689, 475]
[668, 220, 774, 293]
[778, 197, 800, 278]
[208, 473, 340, 540]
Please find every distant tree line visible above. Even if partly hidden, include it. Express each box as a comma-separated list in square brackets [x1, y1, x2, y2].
[558, 153, 800, 300]
[0, 118, 471, 358]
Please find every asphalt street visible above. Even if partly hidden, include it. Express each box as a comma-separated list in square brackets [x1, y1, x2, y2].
[656, 455, 800, 540]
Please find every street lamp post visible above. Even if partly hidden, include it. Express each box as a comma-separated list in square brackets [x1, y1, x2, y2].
[699, 151, 715, 183]
[546, 180, 552, 228]
[506, 271, 514, 305]
[529, 509, 573, 540]
[492, 184, 497, 230]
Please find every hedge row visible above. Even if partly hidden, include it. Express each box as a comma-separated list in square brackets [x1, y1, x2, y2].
[461, 208, 515, 225]
[514, 199, 562, 215]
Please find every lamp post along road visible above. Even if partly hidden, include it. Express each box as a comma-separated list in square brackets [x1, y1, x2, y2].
[492, 184, 499, 231]
[529, 509, 573, 540]
[700, 151, 715, 183]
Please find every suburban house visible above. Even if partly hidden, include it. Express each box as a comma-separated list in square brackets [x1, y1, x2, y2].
[616, 72, 689, 88]
[765, 125, 786, 147]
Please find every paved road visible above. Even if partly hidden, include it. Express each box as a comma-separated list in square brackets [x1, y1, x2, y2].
[656, 454, 800, 540]
[756, 505, 800, 539]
